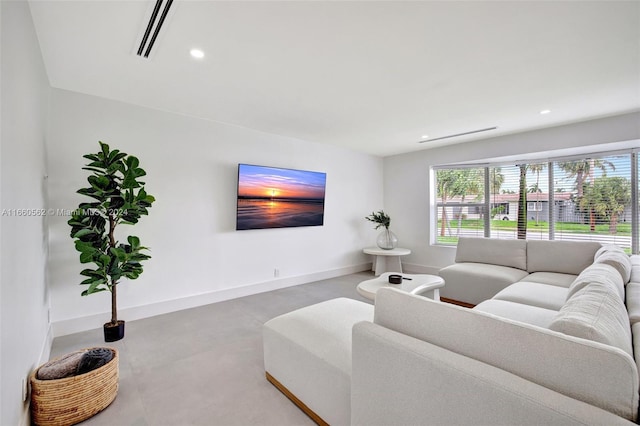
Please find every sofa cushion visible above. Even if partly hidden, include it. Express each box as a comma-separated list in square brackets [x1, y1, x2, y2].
[594, 250, 632, 284]
[633, 322, 640, 378]
[474, 299, 558, 328]
[527, 240, 601, 275]
[523, 272, 577, 288]
[454, 237, 527, 270]
[631, 256, 640, 285]
[626, 282, 640, 325]
[567, 263, 624, 302]
[439, 262, 530, 305]
[492, 281, 568, 311]
[549, 282, 633, 357]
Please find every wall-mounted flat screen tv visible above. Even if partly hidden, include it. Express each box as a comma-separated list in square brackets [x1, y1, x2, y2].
[236, 164, 327, 230]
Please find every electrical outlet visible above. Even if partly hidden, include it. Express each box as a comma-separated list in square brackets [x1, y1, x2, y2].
[274, 268, 280, 278]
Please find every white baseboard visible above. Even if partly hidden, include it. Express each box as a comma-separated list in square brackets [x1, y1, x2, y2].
[402, 262, 441, 275]
[19, 399, 30, 426]
[21, 323, 53, 426]
[52, 263, 371, 337]
[39, 323, 54, 365]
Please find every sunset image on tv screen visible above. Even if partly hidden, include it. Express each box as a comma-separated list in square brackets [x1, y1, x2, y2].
[236, 164, 326, 230]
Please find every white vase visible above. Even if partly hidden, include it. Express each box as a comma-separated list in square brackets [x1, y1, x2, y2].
[376, 229, 398, 250]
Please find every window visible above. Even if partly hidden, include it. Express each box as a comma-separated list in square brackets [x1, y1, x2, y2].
[435, 167, 485, 242]
[527, 202, 543, 211]
[434, 151, 639, 254]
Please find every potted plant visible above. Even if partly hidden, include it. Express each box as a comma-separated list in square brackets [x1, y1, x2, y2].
[68, 142, 155, 342]
[365, 210, 398, 250]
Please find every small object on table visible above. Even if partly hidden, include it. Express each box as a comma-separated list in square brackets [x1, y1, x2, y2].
[388, 274, 403, 284]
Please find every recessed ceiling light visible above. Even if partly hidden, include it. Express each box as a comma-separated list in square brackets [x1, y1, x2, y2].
[540, 109, 551, 115]
[190, 49, 204, 59]
[421, 135, 429, 139]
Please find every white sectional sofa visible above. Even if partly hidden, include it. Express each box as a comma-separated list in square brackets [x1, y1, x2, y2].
[264, 238, 640, 425]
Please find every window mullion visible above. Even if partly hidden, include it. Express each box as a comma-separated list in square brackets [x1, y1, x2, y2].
[484, 167, 491, 238]
[632, 151, 638, 254]
[548, 161, 555, 240]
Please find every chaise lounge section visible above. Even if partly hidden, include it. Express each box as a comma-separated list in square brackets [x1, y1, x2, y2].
[263, 297, 373, 425]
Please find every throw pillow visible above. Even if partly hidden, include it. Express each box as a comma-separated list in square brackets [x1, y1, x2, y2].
[594, 250, 632, 284]
[594, 244, 625, 260]
[567, 263, 624, 302]
[550, 281, 633, 357]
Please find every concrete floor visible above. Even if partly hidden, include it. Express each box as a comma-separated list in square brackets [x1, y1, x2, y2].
[50, 271, 374, 426]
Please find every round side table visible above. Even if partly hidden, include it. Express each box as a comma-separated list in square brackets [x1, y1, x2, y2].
[362, 247, 411, 276]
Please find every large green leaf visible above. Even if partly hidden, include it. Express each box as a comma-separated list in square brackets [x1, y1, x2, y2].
[82, 166, 107, 174]
[99, 141, 110, 157]
[82, 282, 107, 296]
[72, 229, 95, 239]
[110, 247, 127, 261]
[107, 150, 127, 164]
[126, 156, 139, 169]
[128, 235, 140, 248]
[77, 187, 104, 202]
[79, 251, 94, 264]
[78, 202, 101, 210]
[82, 153, 100, 162]
[80, 269, 106, 279]
[74, 240, 96, 253]
[81, 276, 105, 285]
[88, 175, 110, 190]
[108, 196, 125, 210]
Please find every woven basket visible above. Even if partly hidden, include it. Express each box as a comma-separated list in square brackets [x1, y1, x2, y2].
[30, 347, 119, 426]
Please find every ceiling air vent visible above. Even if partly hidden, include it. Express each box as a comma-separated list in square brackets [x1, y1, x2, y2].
[136, 0, 174, 58]
[419, 127, 498, 143]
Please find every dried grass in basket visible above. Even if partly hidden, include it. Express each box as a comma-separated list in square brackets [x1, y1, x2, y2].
[30, 347, 119, 426]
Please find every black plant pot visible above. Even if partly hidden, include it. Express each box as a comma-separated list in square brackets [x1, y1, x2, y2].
[104, 320, 125, 342]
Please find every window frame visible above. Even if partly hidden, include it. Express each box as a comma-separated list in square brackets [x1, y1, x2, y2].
[433, 149, 639, 254]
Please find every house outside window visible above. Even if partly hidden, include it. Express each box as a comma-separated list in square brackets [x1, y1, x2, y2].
[434, 151, 639, 254]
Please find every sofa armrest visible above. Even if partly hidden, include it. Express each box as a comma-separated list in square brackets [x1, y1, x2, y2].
[352, 321, 635, 426]
[408, 280, 445, 300]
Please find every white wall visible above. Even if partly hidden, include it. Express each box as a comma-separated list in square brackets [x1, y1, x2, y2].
[47, 89, 383, 336]
[0, 1, 52, 425]
[384, 112, 640, 274]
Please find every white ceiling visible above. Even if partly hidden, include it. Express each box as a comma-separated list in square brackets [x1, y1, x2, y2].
[28, 0, 640, 157]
